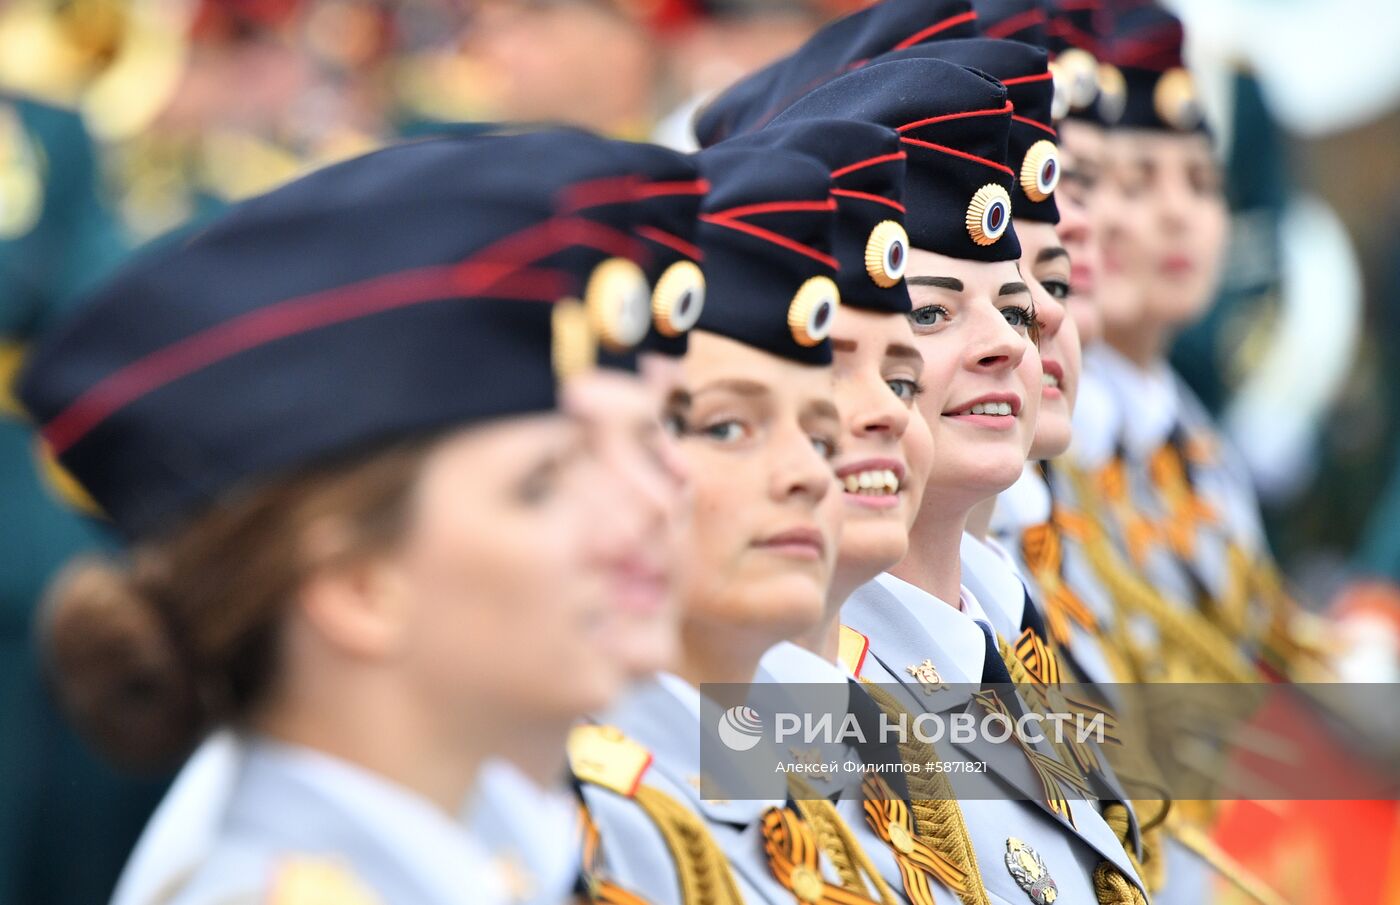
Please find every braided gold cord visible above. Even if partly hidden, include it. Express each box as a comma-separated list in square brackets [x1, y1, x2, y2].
[1063, 466, 1258, 684]
[631, 785, 746, 905]
[789, 789, 860, 893]
[859, 681, 991, 905]
[795, 795, 900, 905]
[1101, 803, 1165, 894]
[1092, 861, 1149, 905]
[996, 635, 1104, 779]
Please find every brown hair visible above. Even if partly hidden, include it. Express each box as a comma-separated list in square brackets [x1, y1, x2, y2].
[38, 438, 438, 773]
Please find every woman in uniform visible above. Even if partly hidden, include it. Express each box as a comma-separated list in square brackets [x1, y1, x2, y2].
[575, 141, 914, 905]
[22, 134, 684, 905]
[718, 116, 973, 905]
[775, 54, 1149, 905]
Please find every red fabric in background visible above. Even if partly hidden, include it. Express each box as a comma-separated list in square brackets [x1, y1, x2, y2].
[1213, 799, 1399, 904]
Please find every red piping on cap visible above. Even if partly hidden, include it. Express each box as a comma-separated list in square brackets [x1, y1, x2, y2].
[699, 214, 840, 271]
[830, 150, 907, 180]
[637, 225, 703, 262]
[831, 188, 905, 213]
[984, 7, 1047, 40]
[41, 263, 570, 456]
[634, 178, 711, 199]
[1048, 23, 1102, 57]
[736, 6, 985, 134]
[899, 136, 1016, 176]
[1001, 71, 1054, 87]
[706, 199, 836, 220]
[892, 9, 980, 50]
[1012, 115, 1058, 137]
[43, 215, 642, 456]
[897, 100, 1013, 133]
[558, 176, 638, 213]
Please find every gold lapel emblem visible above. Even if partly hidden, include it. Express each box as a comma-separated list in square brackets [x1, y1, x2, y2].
[1004, 838, 1059, 904]
[906, 659, 947, 695]
[789, 746, 833, 783]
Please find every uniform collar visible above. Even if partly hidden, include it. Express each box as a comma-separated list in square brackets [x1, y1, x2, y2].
[755, 641, 863, 796]
[845, 573, 987, 685]
[758, 641, 852, 696]
[110, 730, 244, 905]
[609, 676, 785, 823]
[960, 533, 1027, 640]
[1088, 345, 1179, 459]
[991, 462, 1052, 539]
[467, 760, 582, 905]
[243, 737, 504, 905]
[1068, 355, 1123, 468]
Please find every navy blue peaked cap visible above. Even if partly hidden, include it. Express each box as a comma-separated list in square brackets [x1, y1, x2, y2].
[873, 38, 1060, 223]
[976, 0, 1048, 45]
[693, 146, 839, 366]
[770, 57, 1020, 262]
[1048, 0, 1103, 59]
[1096, 2, 1205, 134]
[19, 133, 662, 538]
[540, 135, 710, 358]
[723, 119, 911, 315]
[693, 0, 979, 146]
[1046, 0, 1108, 123]
[504, 133, 711, 358]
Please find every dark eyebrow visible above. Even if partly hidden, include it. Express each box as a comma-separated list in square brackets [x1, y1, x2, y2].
[689, 378, 770, 400]
[886, 343, 923, 364]
[999, 281, 1030, 297]
[1035, 247, 1070, 266]
[907, 275, 964, 292]
[805, 399, 842, 422]
[665, 388, 692, 412]
[831, 338, 858, 353]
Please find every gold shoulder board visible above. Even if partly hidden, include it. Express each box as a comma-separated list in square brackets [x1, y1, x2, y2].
[838, 625, 870, 678]
[266, 857, 381, 905]
[568, 725, 653, 798]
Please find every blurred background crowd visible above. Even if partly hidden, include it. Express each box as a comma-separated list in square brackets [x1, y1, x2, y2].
[1, 1, 1398, 902]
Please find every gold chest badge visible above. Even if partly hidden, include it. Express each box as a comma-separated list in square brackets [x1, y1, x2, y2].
[906, 658, 947, 695]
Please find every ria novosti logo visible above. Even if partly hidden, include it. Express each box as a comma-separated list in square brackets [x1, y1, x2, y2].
[717, 705, 764, 751]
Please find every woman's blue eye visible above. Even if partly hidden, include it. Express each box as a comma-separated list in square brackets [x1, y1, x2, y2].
[811, 435, 839, 459]
[1041, 279, 1070, 301]
[887, 378, 922, 402]
[701, 420, 744, 442]
[910, 305, 947, 327]
[1001, 305, 1034, 328]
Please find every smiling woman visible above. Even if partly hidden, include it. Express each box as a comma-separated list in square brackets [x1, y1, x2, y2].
[904, 256, 1042, 530]
[574, 141, 911, 905]
[756, 49, 1153, 905]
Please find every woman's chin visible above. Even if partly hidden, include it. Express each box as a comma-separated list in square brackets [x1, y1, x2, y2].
[1029, 421, 1073, 461]
[934, 452, 1028, 502]
[835, 532, 907, 590]
[610, 621, 680, 681]
[503, 661, 624, 725]
[724, 577, 828, 640]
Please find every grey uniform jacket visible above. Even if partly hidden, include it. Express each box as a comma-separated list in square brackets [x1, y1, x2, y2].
[119, 734, 507, 905]
[841, 574, 1150, 905]
[580, 674, 856, 905]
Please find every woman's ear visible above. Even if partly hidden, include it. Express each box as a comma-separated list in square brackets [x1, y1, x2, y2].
[294, 518, 411, 660]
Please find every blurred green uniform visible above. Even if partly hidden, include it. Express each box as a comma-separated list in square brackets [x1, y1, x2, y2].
[0, 93, 166, 905]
